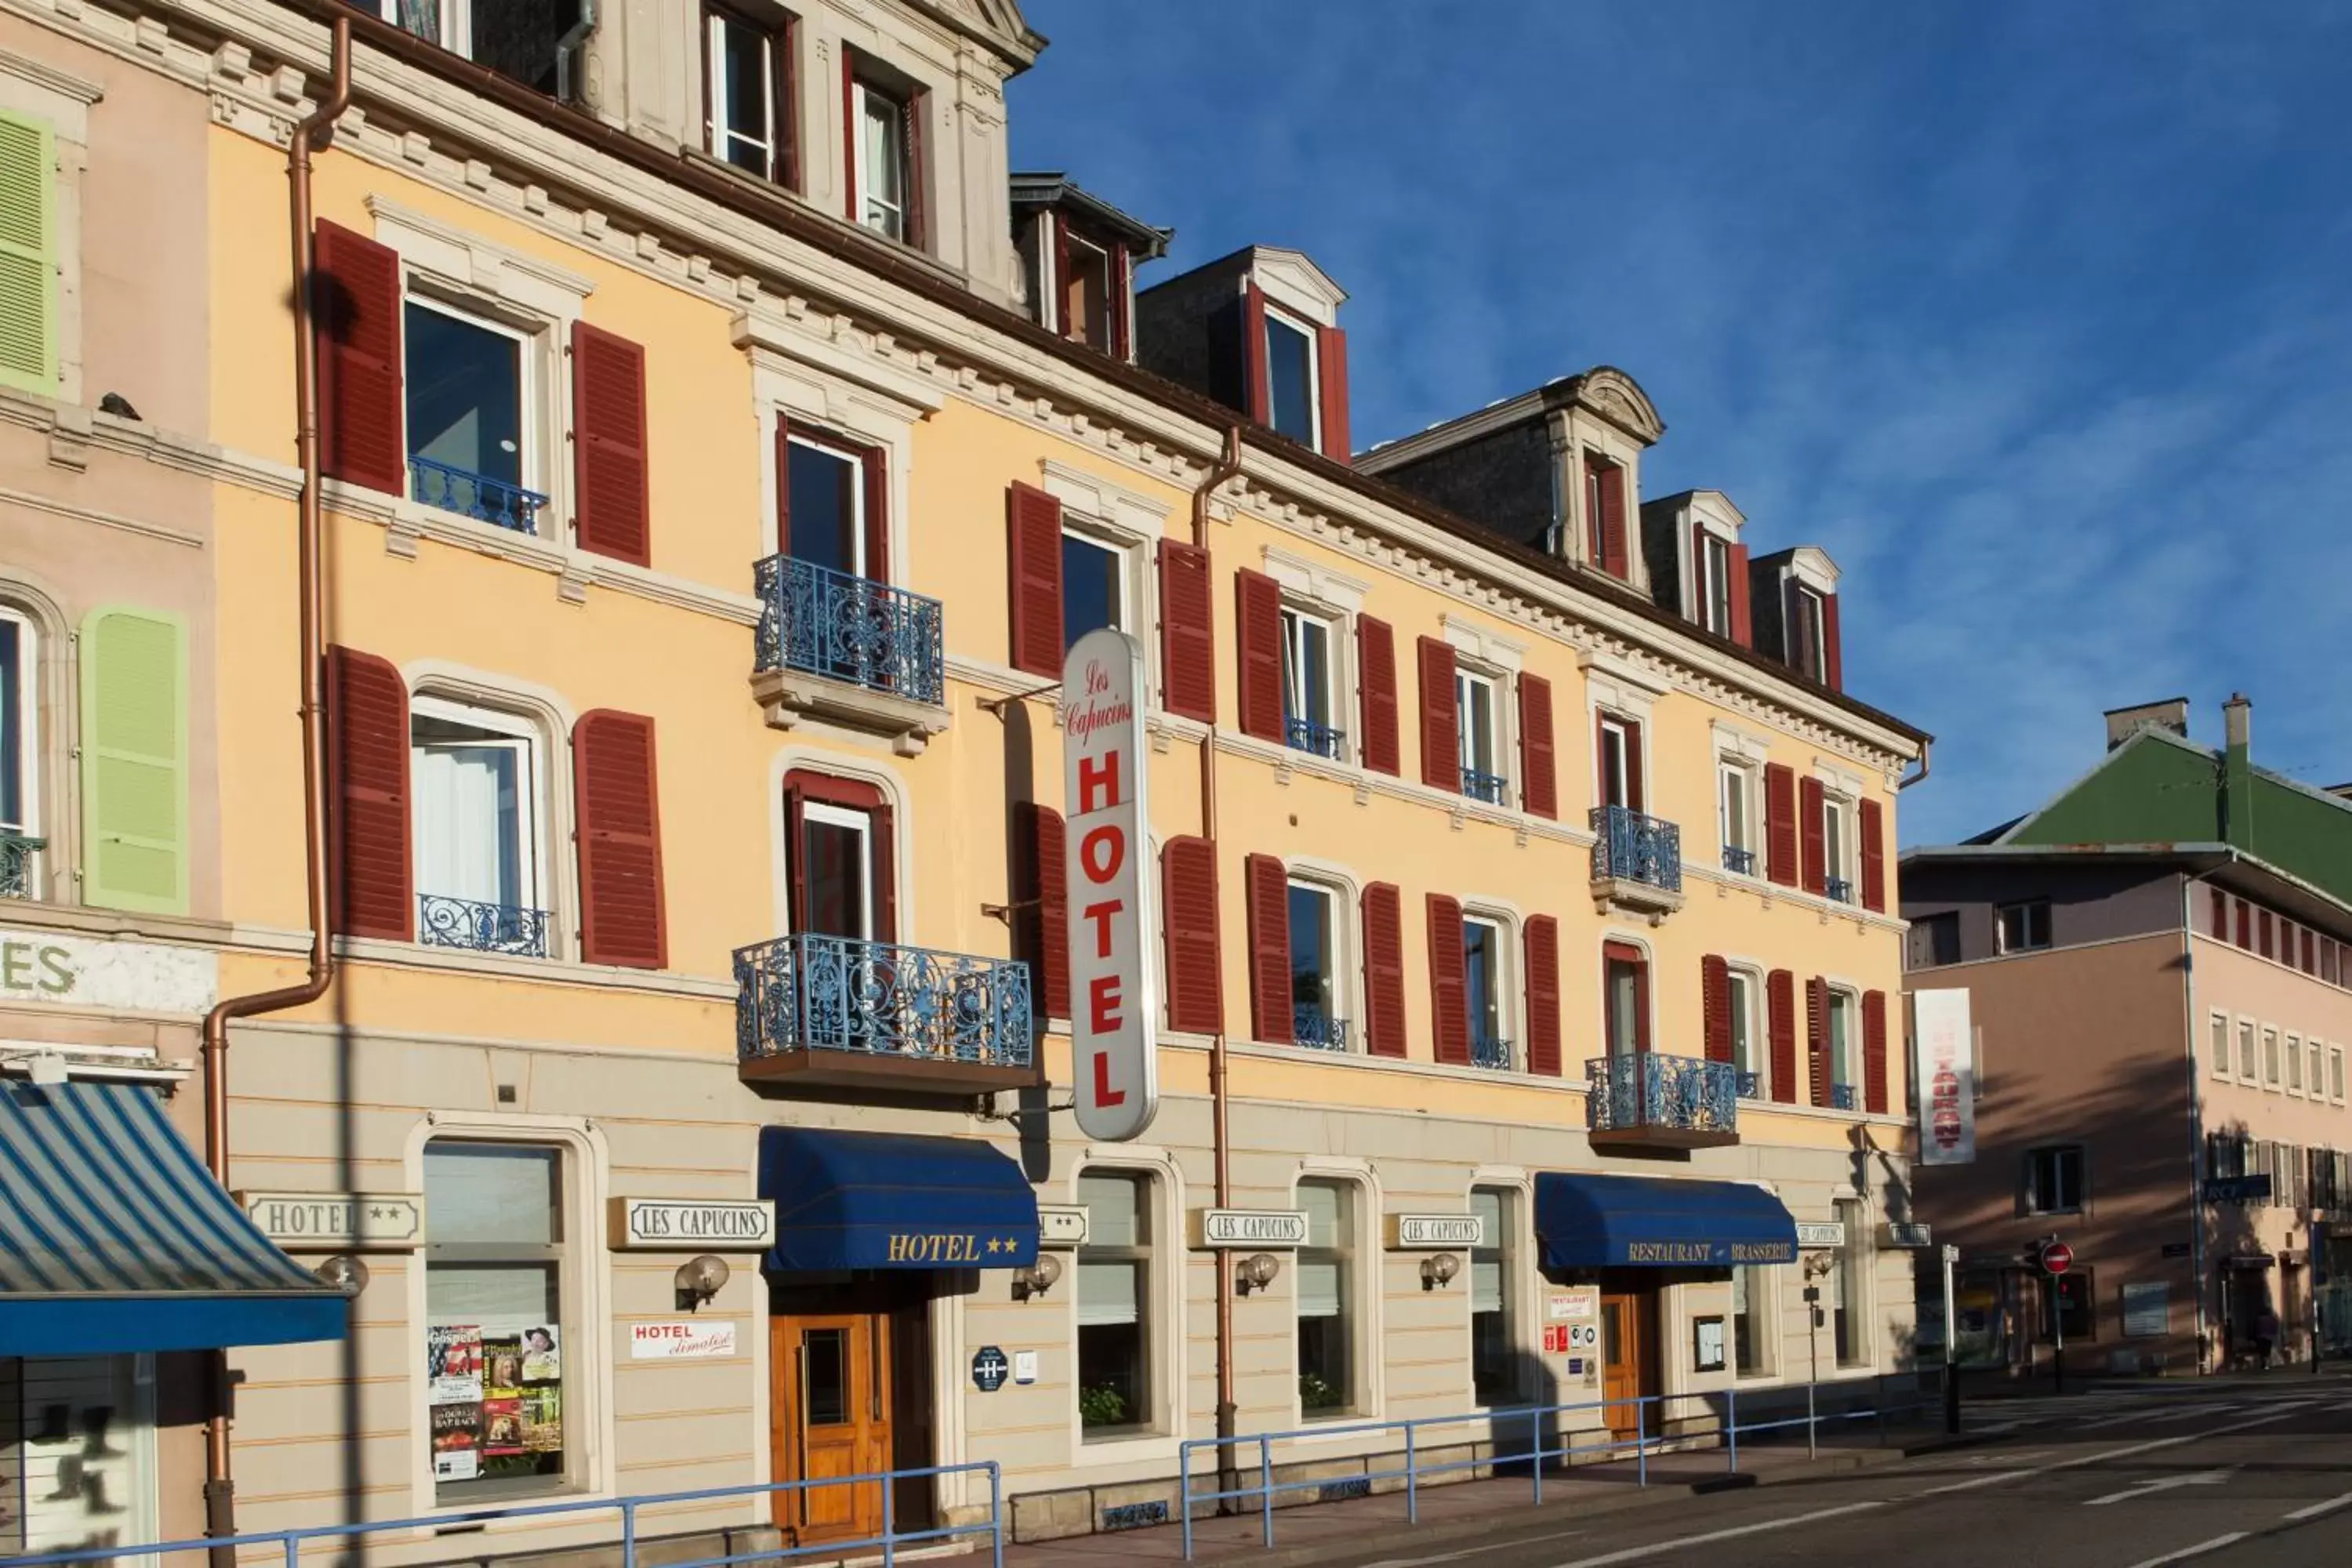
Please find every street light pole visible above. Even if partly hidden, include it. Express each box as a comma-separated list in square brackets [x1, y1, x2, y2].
[1942, 1243, 1961, 1434]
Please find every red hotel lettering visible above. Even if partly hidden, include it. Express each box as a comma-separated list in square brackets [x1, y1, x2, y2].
[1083, 899, 1120, 956]
[1093, 1051, 1126, 1106]
[1081, 825, 1124, 881]
[1090, 974, 1123, 1033]
[1077, 750, 1123, 813]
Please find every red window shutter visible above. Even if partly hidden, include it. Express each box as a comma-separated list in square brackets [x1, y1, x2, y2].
[1517, 673, 1556, 820]
[314, 221, 405, 495]
[1417, 636, 1458, 791]
[867, 799, 898, 943]
[1599, 464, 1628, 579]
[1243, 281, 1269, 424]
[2210, 885, 2227, 940]
[1767, 969, 1797, 1104]
[326, 646, 412, 941]
[1357, 615, 1400, 775]
[1860, 798, 1887, 913]
[1624, 718, 1646, 814]
[2302, 927, 2316, 975]
[1523, 915, 1561, 1076]
[2259, 909, 2274, 960]
[1606, 939, 1651, 1054]
[1701, 954, 1732, 1064]
[1426, 894, 1468, 1065]
[1862, 989, 1890, 1114]
[839, 53, 858, 223]
[1014, 802, 1069, 1019]
[1234, 568, 1285, 743]
[574, 710, 668, 969]
[903, 89, 927, 252]
[1243, 852, 1293, 1045]
[1361, 881, 1407, 1058]
[2235, 899, 2250, 949]
[1109, 244, 1133, 361]
[860, 445, 890, 583]
[1822, 591, 1844, 691]
[1806, 977, 1831, 1105]
[1158, 539, 1216, 723]
[1161, 836, 1222, 1034]
[572, 322, 651, 566]
[1798, 776, 1827, 895]
[1728, 542, 1753, 644]
[1317, 325, 1350, 462]
[1005, 482, 1065, 677]
[1764, 764, 1799, 887]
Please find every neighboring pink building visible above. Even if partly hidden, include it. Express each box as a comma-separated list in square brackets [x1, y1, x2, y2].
[1904, 698, 2352, 1376]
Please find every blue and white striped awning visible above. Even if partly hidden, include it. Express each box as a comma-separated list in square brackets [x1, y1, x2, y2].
[0, 1079, 347, 1354]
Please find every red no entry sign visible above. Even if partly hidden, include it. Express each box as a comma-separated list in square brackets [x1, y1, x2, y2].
[2040, 1240, 2074, 1276]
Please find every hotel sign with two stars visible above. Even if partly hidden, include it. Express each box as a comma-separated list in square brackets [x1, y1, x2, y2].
[885, 1230, 1027, 1265]
[239, 1189, 424, 1251]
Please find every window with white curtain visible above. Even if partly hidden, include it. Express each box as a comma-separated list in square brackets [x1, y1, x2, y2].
[0, 608, 39, 881]
[1076, 1171, 1152, 1439]
[411, 698, 547, 953]
[852, 78, 910, 241]
[1297, 1178, 1356, 1417]
[1470, 1185, 1519, 1404]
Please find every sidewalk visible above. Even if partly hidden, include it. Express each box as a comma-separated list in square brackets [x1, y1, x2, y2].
[999, 1421, 1964, 1567]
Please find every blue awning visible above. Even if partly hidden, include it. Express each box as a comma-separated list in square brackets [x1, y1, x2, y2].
[0, 1080, 348, 1354]
[758, 1126, 1040, 1273]
[1534, 1171, 1798, 1269]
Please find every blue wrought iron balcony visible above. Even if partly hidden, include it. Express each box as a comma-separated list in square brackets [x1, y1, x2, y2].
[1585, 1052, 1740, 1149]
[408, 455, 547, 534]
[1461, 767, 1509, 805]
[1825, 876, 1855, 906]
[1293, 1005, 1348, 1051]
[0, 832, 42, 898]
[1589, 804, 1685, 917]
[1722, 844, 1757, 877]
[734, 932, 1038, 1094]
[1285, 717, 1347, 762]
[751, 556, 950, 753]
[1829, 1083, 1860, 1112]
[1470, 1033, 1514, 1071]
[417, 894, 550, 958]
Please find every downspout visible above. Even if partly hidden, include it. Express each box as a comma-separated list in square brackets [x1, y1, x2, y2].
[1192, 425, 1245, 1494]
[1898, 739, 1932, 792]
[202, 16, 351, 1562]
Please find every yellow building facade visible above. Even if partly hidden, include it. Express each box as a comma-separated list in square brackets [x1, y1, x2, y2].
[0, 0, 1926, 1558]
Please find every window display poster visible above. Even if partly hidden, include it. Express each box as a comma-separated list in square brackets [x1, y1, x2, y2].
[430, 1324, 560, 1483]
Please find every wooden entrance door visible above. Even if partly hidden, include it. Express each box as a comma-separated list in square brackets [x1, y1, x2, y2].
[771, 1312, 893, 1544]
[1599, 1287, 1657, 1443]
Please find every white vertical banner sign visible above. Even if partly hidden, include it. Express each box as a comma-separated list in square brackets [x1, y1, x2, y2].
[1063, 628, 1159, 1141]
[1912, 988, 1976, 1166]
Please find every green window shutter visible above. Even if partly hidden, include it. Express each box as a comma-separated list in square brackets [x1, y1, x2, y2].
[80, 606, 188, 913]
[0, 110, 55, 397]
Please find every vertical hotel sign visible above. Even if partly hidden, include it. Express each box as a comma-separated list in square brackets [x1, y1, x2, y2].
[1912, 988, 1976, 1166]
[1064, 628, 1159, 1141]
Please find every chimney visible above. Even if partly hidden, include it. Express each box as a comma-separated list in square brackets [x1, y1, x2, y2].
[2103, 698, 2190, 751]
[2223, 694, 2253, 851]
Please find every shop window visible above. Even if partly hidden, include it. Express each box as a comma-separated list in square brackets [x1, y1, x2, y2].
[1470, 1185, 1519, 1404]
[0, 1356, 157, 1553]
[424, 1140, 570, 1501]
[1732, 1265, 1772, 1377]
[0, 608, 41, 898]
[1296, 1178, 1356, 1417]
[411, 699, 550, 956]
[1076, 1171, 1154, 1439]
[1831, 1197, 1868, 1368]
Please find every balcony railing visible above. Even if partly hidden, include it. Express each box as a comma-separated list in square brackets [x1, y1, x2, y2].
[1722, 844, 1757, 877]
[1586, 1052, 1740, 1147]
[1737, 1069, 1762, 1100]
[0, 832, 42, 898]
[754, 554, 946, 706]
[408, 454, 547, 534]
[1293, 1005, 1348, 1051]
[417, 894, 549, 957]
[1825, 876, 1855, 905]
[1470, 1033, 1513, 1071]
[1590, 804, 1682, 893]
[1285, 717, 1347, 762]
[735, 933, 1034, 1091]
[1829, 1083, 1860, 1112]
[1461, 767, 1509, 805]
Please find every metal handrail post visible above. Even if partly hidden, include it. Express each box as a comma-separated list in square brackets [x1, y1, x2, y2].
[1531, 1406, 1544, 1504]
[1876, 1373, 1888, 1445]
[1180, 1442, 1195, 1562]
[621, 1498, 637, 1568]
[281, 1534, 297, 1568]
[1638, 1400, 1649, 1486]
[1727, 1388, 1739, 1474]
[992, 1461, 1006, 1568]
[882, 1469, 896, 1568]
[1260, 1436, 1275, 1548]
[1406, 1420, 1418, 1524]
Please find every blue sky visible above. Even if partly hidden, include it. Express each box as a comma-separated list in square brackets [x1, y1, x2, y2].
[1008, 1, 2352, 844]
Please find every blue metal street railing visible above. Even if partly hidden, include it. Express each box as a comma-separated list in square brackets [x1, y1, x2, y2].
[1285, 716, 1347, 760]
[1721, 844, 1757, 877]
[418, 892, 550, 957]
[0, 831, 42, 898]
[0, 1461, 1005, 1568]
[735, 932, 1032, 1068]
[753, 554, 946, 706]
[1590, 804, 1682, 891]
[1584, 1052, 1738, 1138]
[1469, 1033, 1513, 1071]
[1460, 766, 1509, 805]
[408, 453, 547, 533]
[1293, 1005, 1348, 1050]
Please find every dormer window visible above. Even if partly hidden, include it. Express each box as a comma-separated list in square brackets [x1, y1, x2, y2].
[1062, 234, 1113, 352]
[1700, 532, 1734, 637]
[1263, 304, 1319, 448]
[1789, 584, 1828, 681]
[848, 70, 919, 246]
[706, 3, 795, 187]
[1584, 456, 1628, 579]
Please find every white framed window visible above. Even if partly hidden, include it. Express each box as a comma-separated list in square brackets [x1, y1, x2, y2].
[1698, 531, 1734, 637]
[2238, 1019, 2258, 1082]
[797, 801, 874, 940]
[1790, 583, 1828, 681]
[2309, 1038, 2325, 1101]
[411, 696, 550, 956]
[0, 606, 40, 892]
[1062, 232, 1113, 351]
[2264, 1027, 2282, 1088]
[2331, 1045, 2346, 1102]
[706, 4, 790, 184]
[403, 290, 546, 533]
[1996, 899, 2051, 953]
[1828, 987, 1859, 1104]
[1598, 714, 1640, 811]
[1295, 1177, 1359, 1418]
[423, 1138, 575, 1502]
[1060, 525, 1134, 655]
[1279, 604, 1344, 760]
[1287, 875, 1348, 1051]
[851, 77, 912, 242]
[1456, 668, 1504, 803]
[2288, 1033, 2306, 1095]
[1470, 1185, 1521, 1406]
[1261, 303, 1320, 447]
[1717, 760, 1755, 876]
[1602, 941, 1649, 1058]
[2026, 1145, 2086, 1214]
[1464, 912, 1513, 1069]
[3, 1355, 161, 1552]
[1732, 1265, 1774, 1377]
[1822, 793, 1853, 901]
[780, 430, 872, 577]
[2210, 1012, 2231, 1081]
[1076, 1169, 1158, 1440]
[1729, 967, 1762, 1097]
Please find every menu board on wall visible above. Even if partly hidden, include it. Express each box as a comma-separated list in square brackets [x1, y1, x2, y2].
[427, 1323, 561, 1484]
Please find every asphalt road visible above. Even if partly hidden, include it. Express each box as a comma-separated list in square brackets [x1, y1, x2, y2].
[1322, 1378, 2352, 1568]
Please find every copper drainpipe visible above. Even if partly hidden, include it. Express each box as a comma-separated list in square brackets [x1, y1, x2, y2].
[1190, 425, 1245, 1491]
[201, 16, 352, 1561]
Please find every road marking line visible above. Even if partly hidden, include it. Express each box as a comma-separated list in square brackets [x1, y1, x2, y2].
[1912, 1406, 2304, 1497]
[1544, 1502, 1886, 1568]
[2085, 1468, 2234, 1506]
[2122, 1534, 2248, 1568]
[2283, 1490, 2352, 1522]
[1359, 1526, 1588, 1568]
